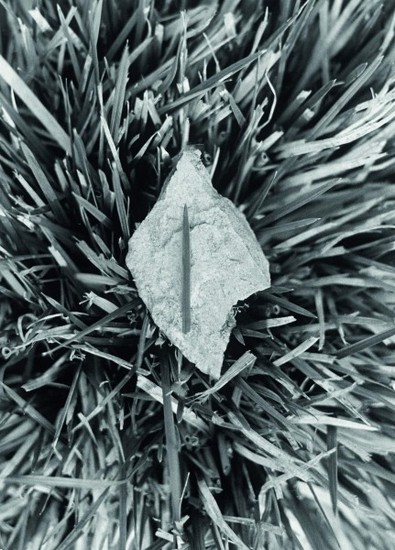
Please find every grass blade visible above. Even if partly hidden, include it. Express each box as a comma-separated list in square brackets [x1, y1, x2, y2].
[197, 477, 249, 550]
[336, 325, 395, 358]
[273, 336, 319, 367]
[0, 55, 71, 154]
[327, 426, 338, 516]
[160, 352, 182, 525]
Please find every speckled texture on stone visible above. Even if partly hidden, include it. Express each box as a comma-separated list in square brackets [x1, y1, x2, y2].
[126, 148, 270, 378]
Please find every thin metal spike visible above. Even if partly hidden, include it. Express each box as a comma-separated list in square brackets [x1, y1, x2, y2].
[182, 203, 191, 333]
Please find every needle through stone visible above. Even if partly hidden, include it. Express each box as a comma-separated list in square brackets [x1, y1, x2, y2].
[182, 203, 191, 333]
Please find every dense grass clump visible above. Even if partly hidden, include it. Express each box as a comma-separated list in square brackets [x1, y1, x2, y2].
[1, 1, 395, 548]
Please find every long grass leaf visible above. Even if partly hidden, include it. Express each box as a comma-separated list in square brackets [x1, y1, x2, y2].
[327, 426, 338, 516]
[110, 44, 129, 142]
[336, 326, 395, 358]
[160, 352, 182, 524]
[197, 477, 249, 550]
[0, 55, 71, 153]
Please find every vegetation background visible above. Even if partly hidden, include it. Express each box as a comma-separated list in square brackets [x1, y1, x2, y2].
[0, 0, 395, 548]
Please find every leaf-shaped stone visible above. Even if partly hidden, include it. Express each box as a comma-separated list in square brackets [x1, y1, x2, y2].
[126, 148, 270, 378]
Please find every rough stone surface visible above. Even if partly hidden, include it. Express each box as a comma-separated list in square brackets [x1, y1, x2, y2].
[126, 148, 270, 378]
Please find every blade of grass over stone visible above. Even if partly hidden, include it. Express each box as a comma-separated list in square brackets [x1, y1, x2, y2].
[182, 204, 191, 334]
[0, 55, 71, 154]
[160, 352, 182, 525]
